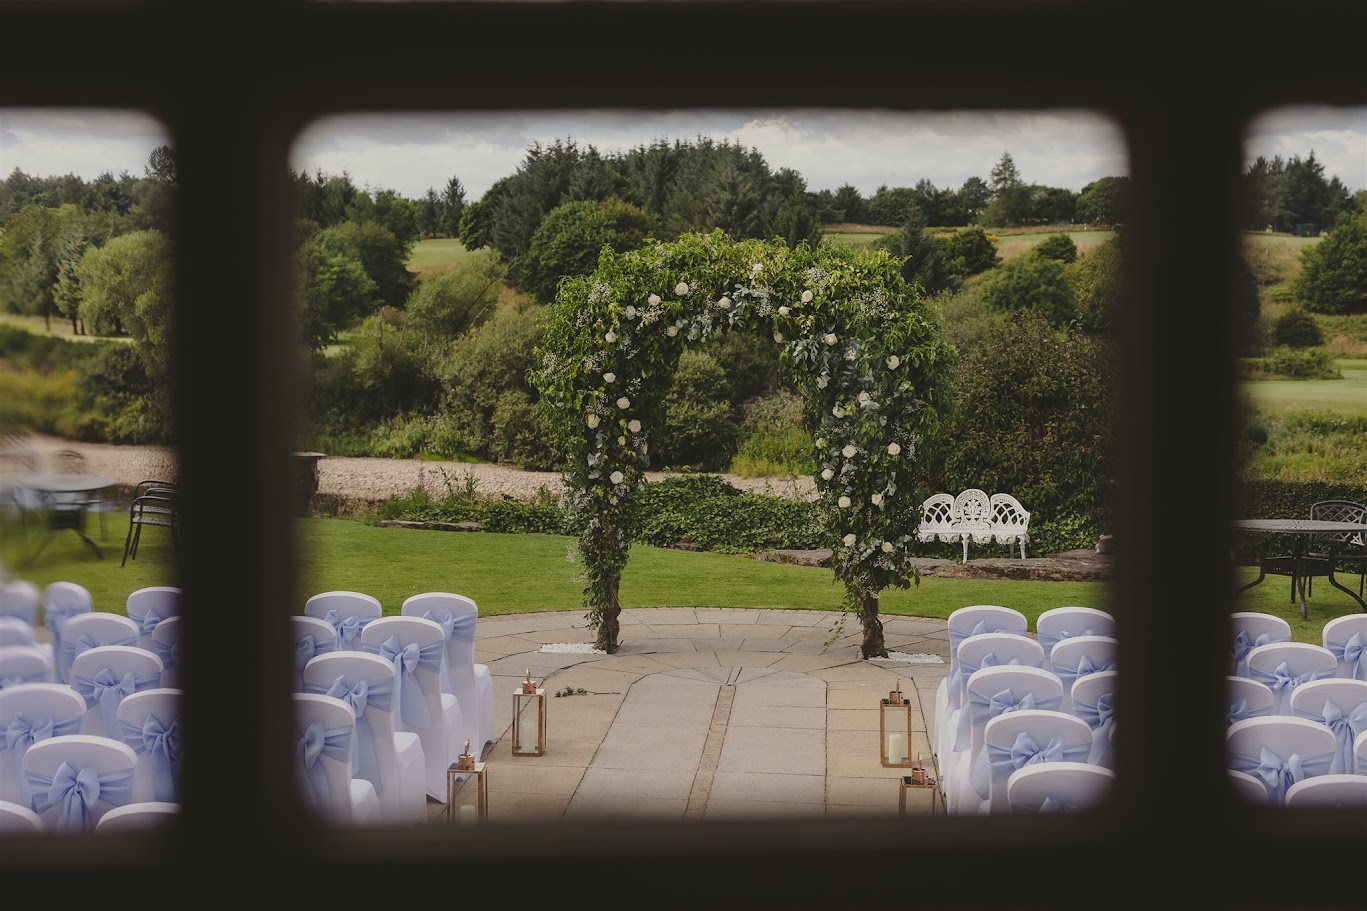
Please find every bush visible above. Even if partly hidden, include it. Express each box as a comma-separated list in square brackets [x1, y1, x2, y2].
[1296, 210, 1367, 314]
[983, 253, 1077, 327]
[1272, 309, 1325, 348]
[1064, 236, 1122, 335]
[729, 390, 815, 477]
[1032, 233, 1078, 263]
[514, 198, 656, 304]
[942, 227, 999, 276]
[1241, 348, 1339, 380]
[634, 475, 824, 553]
[490, 388, 556, 470]
[653, 351, 740, 471]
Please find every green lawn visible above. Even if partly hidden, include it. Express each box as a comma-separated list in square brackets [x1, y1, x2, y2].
[6, 512, 1356, 645]
[406, 237, 477, 276]
[992, 229, 1115, 263]
[1242, 358, 1367, 415]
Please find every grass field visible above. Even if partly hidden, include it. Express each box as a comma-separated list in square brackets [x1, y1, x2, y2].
[0, 313, 131, 344]
[992, 229, 1115, 263]
[1242, 358, 1367, 415]
[5, 512, 1356, 645]
[406, 237, 478, 276]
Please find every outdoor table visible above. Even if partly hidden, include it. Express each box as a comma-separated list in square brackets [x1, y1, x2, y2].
[12, 472, 116, 560]
[1234, 518, 1367, 619]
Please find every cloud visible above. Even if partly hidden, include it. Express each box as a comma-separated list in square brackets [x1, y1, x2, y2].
[0, 108, 168, 180]
[1244, 104, 1367, 190]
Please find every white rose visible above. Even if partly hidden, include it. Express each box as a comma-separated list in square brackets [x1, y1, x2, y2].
[617, 397, 631, 410]
[751, 263, 763, 274]
[824, 333, 837, 345]
[773, 331, 783, 343]
[603, 372, 616, 384]
[838, 495, 851, 508]
[887, 355, 901, 369]
[816, 375, 828, 389]
[821, 468, 834, 481]
[717, 296, 732, 309]
[610, 471, 624, 485]
[628, 419, 641, 433]
[802, 290, 814, 303]
[871, 493, 884, 506]
[815, 438, 825, 448]
[605, 331, 617, 343]
[587, 414, 600, 429]
[625, 306, 637, 319]
[842, 533, 856, 547]
[881, 541, 894, 553]
[841, 445, 857, 458]
[832, 405, 845, 418]
[887, 442, 901, 456]
[675, 282, 689, 296]
[858, 391, 870, 402]
[666, 326, 678, 337]
[648, 294, 661, 306]
[777, 306, 790, 316]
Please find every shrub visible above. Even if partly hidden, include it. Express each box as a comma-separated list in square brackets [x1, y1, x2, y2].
[729, 389, 815, 477]
[490, 388, 556, 470]
[403, 250, 504, 340]
[942, 227, 999, 276]
[634, 475, 824, 553]
[514, 197, 656, 304]
[1296, 210, 1367, 314]
[653, 350, 740, 471]
[983, 253, 1078, 326]
[1272, 309, 1325, 348]
[1064, 236, 1122, 335]
[1032, 233, 1078, 263]
[1242, 348, 1339, 380]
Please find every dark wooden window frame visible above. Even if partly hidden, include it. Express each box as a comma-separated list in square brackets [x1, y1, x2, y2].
[2, 2, 1363, 908]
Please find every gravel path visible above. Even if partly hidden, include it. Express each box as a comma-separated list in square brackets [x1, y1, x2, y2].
[14, 434, 817, 503]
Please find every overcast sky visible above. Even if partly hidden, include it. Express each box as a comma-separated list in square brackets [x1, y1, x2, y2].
[3, 104, 1364, 201]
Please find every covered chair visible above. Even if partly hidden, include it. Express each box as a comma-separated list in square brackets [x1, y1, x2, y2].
[22, 733, 138, 832]
[0, 798, 43, 833]
[1228, 769, 1271, 804]
[1227, 716, 1337, 806]
[1046, 634, 1118, 715]
[401, 591, 495, 758]
[1289, 678, 1367, 775]
[292, 693, 381, 826]
[1035, 606, 1116, 674]
[358, 616, 462, 802]
[1005, 761, 1114, 814]
[94, 800, 180, 832]
[1285, 773, 1367, 808]
[69, 645, 164, 739]
[41, 581, 92, 684]
[0, 645, 51, 690]
[291, 615, 339, 692]
[125, 586, 181, 653]
[303, 650, 427, 825]
[0, 618, 53, 682]
[1070, 669, 1119, 767]
[973, 709, 1093, 815]
[1225, 675, 1276, 728]
[1246, 642, 1338, 715]
[0, 578, 41, 628]
[115, 687, 182, 804]
[149, 615, 182, 688]
[0, 682, 87, 808]
[1229, 611, 1292, 678]
[932, 604, 1028, 765]
[305, 591, 382, 652]
[1322, 614, 1367, 681]
[54, 611, 139, 693]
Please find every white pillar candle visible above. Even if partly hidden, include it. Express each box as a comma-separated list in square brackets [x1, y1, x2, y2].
[459, 805, 477, 824]
[887, 732, 907, 764]
[518, 704, 539, 752]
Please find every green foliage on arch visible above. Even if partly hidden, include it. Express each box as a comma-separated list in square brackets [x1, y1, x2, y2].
[531, 230, 956, 643]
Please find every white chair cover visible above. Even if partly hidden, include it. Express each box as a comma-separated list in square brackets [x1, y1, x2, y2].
[302, 651, 427, 825]
[115, 687, 182, 804]
[1289, 678, 1367, 775]
[1246, 642, 1338, 715]
[69, 645, 164, 739]
[150, 616, 182, 688]
[94, 800, 180, 832]
[0, 798, 43, 832]
[358, 616, 463, 802]
[1005, 760, 1114, 814]
[1046, 635, 1117, 715]
[1322, 614, 1367, 681]
[1227, 716, 1337, 806]
[41, 581, 93, 684]
[22, 733, 138, 832]
[0, 645, 50, 690]
[933, 605, 1028, 765]
[401, 592, 495, 757]
[304, 591, 382, 652]
[1228, 768, 1270, 804]
[1226, 675, 1276, 727]
[940, 632, 1045, 795]
[1036, 606, 1115, 673]
[0, 682, 87, 808]
[0, 579, 41, 627]
[292, 693, 381, 826]
[1230, 611, 1292, 678]
[974, 709, 1093, 815]
[1284, 773, 1367, 808]
[54, 611, 140, 694]
[125, 586, 181, 653]
[1356, 729, 1367, 776]
[292, 615, 340, 693]
[1070, 669, 1119, 767]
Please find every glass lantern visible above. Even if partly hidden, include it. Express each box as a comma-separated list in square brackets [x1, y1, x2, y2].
[880, 679, 914, 768]
[512, 667, 546, 757]
[899, 754, 941, 816]
[446, 739, 487, 825]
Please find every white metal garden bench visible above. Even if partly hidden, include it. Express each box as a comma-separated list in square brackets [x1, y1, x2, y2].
[917, 489, 1031, 562]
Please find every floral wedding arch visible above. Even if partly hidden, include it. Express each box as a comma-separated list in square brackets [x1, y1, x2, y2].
[532, 230, 956, 657]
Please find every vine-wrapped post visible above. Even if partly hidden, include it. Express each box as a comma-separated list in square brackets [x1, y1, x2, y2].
[532, 230, 955, 657]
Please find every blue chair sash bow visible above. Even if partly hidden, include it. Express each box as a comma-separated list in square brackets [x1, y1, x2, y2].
[944, 621, 988, 707]
[948, 654, 1025, 749]
[1053, 653, 1114, 694]
[1039, 626, 1099, 658]
[1229, 746, 1333, 805]
[975, 731, 1091, 800]
[4, 712, 81, 808]
[422, 610, 477, 693]
[1075, 691, 1118, 767]
[152, 637, 179, 673]
[1292, 699, 1367, 774]
[1035, 795, 1082, 813]
[74, 666, 162, 736]
[955, 686, 1059, 752]
[1233, 629, 1290, 677]
[296, 721, 352, 822]
[120, 713, 181, 801]
[27, 760, 133, 832]
[363, 636, 443, 730]
[304, 674, 395, 794]
[138, 607, 168, 638]
[295, 634, 336, 692]
[1326, 632, 1366, 681]
[1226, 697, 1272, 727]
[44, 602, 88, 684]
[323, 610, 370, 650]
[1250, 662, 1334, 714]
